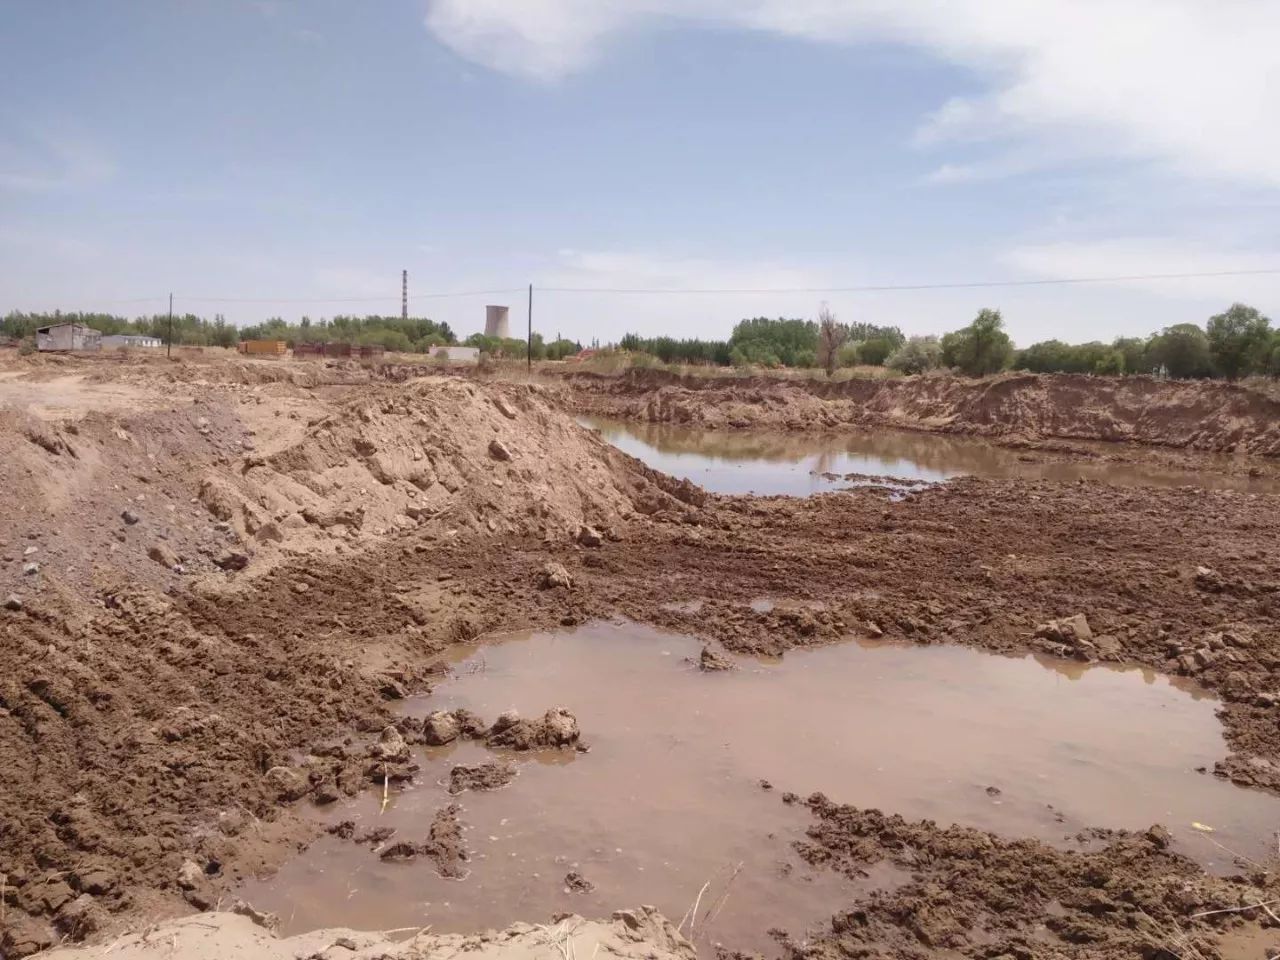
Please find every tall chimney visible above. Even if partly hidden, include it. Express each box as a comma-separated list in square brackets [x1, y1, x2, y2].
[401, 270, 408, 321]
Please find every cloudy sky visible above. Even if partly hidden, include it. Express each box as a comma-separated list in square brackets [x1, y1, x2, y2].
[2, 0, 1278, 344]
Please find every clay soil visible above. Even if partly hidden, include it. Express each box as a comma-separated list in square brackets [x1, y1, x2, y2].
[3, 352, 1280, 959]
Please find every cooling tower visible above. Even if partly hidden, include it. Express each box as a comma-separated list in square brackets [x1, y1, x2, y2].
[484, 305, 510, 339]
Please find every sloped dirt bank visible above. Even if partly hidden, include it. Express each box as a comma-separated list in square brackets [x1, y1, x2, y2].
[561, 369, 1280, 458]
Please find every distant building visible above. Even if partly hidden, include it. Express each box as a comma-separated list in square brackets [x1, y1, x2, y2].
[101, 334, 163, 349]
[36, 323, 102, 352]
[484, 305, 510, 339]
[428, 345, 480, 364]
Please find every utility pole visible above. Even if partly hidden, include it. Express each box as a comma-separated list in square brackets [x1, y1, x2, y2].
[527, 283, 533, 372]
[167, 293, 173, 359]
[401, 270, 408, 322]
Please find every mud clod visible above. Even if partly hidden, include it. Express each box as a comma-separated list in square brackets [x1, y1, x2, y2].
[539, 561, 574, 590]
[448, 760, 517, 795]
[486, 708, 581, 750]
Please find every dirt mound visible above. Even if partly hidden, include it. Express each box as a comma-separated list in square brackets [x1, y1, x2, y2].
[563, 369, 1280, 455]
[788, 793, 1276, 959]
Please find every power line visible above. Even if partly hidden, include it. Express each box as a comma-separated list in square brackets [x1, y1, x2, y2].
[538, 267, 1280, 295]
[174, 287, 524, 304]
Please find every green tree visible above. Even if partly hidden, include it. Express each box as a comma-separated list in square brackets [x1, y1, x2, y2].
[1112, 337, 1154, 375]
[1206, 303, 1272, 379]
[941, 308, 1013, 376]
[1149, 324, 1213, 379]
[886, 336, 942, 375]
[855, 337, 895, 366]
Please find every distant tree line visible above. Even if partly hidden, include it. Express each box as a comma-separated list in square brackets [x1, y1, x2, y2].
[611, 303, 1280, 380]
[238, 315, 457, 353]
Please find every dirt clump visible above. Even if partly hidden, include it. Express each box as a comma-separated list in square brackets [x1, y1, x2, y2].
[790, 792, 1278, 959]
[374, 804, 468, 878]
[449, 760, 518, 794]
[486, 708, 581, 750]
[697, 644, 736, 671]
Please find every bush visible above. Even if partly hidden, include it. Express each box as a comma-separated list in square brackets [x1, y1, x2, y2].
[18, 337, 35, 356]
[886, 336, 942, 375]
[856, 337, 895, 366]
[837, 343, 861, 367]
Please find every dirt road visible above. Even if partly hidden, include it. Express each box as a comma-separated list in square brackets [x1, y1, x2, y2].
[3, 353, 1279, 958]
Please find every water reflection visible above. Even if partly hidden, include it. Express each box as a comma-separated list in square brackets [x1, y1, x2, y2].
[583, 417, 1279, 496]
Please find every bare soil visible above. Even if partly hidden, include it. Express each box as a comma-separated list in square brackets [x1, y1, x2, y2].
[3, 353, 1280, 958]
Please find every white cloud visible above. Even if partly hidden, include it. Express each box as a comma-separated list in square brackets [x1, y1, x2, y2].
[423, 0, 1280, 187]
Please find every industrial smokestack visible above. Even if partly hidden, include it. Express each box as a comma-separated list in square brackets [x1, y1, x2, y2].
[402, 270, 408, 321]
[484, 305, 510, 339]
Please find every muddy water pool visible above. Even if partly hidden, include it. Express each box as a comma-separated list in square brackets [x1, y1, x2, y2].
[240, 622, 1280, 952]
[581, 417, 1280, 496]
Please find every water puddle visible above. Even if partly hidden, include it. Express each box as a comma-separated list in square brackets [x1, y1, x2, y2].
[581, 417, 1280, 496]
[240, 623, 1280, 952]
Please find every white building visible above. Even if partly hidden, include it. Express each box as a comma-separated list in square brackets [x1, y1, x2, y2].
[101, 334, 163, 349]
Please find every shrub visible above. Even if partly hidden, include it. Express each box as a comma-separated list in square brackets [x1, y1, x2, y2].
[886, 336, 942, 375]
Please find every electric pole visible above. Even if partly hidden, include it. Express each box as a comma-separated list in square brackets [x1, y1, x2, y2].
[527, 283, 533, 371]
[167, 293, 173, 359]
[401, 270, 408, 322]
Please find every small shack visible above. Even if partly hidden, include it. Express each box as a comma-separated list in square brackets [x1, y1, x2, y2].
[36, 323, 102, 352]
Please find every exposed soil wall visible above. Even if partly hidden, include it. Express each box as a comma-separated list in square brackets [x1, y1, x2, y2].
[562, 369, 1280, 456]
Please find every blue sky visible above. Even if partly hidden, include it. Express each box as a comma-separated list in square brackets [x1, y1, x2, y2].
[2, 0, 1278, 345]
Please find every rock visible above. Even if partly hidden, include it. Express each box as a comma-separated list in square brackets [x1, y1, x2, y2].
[539, 561, 573, 590]
[292, 582, 309, 594]
[491, 709, 521, 734]
[376, 725, 410, 762]
[177, 859, 204, 891]
[488, 438, 513, 461]
[577, 525, 603, 548]
[147, 542, 179, 568]
[214, 549, 250, 571]
[492, 396, 518, 420]
[985, 785, 1002, 797]
[264, 765, 309, 801]
[4, 594, 21, 611]
[1033, 614, 1094, 658]
[23, 545, 38, 556]
[423, 710, 461, 746]
[698, 645, 735, 671]
[486, 708, 581, 750]
[565, 870, 595, 893]
[121, 508, 140, 525]
[22, 562, 39, 576]
[1145, 824, 1171, 849]
[865, 620, 884, 638]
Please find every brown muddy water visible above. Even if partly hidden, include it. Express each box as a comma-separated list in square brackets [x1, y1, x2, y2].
[240, 622, 1280, 953]
[581, 417, 1280, 496]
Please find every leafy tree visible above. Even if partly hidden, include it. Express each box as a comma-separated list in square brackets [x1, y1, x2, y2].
[941, 308, 1013, 376]
[886, 336, 942, 375]
[1112, 336, 1154, 375]
[728, 317, 818, 367]
[1093, 349, 1125, 376]
[1206, 303, 1272, 379]
[836, 342, 861, 367]
[1149, 324, 1213, 379]
[816, 306, 848, 377]
[856, 337, 896, 366]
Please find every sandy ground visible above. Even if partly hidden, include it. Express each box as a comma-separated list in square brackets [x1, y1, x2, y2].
[3, 352, 1280, 959]
[41, 907, 693, 960]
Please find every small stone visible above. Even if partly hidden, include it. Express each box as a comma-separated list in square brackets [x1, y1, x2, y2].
[147, 543, 180, 568]
[3, 594, 21, 611]
[1145, 824, 1171, 849]
[698, 645, 735, 671]
[293, 582, 309, 594]
[177, 860, 204, 891]
[564, 870, 595, 893]
[488, 438, 513, 461]
[23, 562, 39, 575]
[264, 766, 309, 802]
[121, 508, 140, 525]
[577, 525, 603, 548]
[23, 545, 38, 556]
[376, 725, 409, 762]
[423, 711, 461, 746]
[214, 550, 250, 571]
